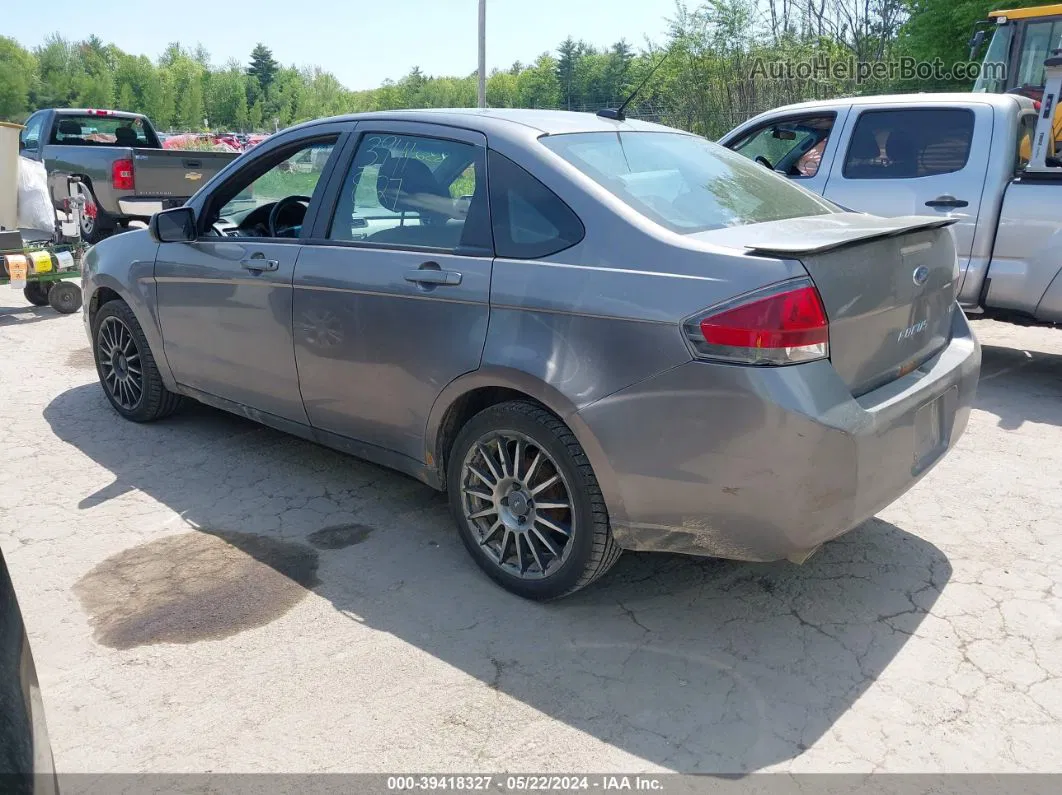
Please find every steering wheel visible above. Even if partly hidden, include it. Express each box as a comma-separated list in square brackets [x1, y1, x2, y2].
[268, 195, 311, 237]
[754, 155, 774, 170]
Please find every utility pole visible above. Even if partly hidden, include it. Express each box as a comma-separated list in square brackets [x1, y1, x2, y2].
[477, 0, 486, 108]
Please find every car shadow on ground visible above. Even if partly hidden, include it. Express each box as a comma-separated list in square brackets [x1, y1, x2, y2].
[0, 306, 61, 327]
[45, 383, 951, 773]
[976, 344, 1062, 430]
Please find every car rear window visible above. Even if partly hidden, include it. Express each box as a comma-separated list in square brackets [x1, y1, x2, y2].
[50, 115, 159, 147]
[541, 131, 835, 234]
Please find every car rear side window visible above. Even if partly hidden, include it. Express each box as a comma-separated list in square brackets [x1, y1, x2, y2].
[843, 109, 975, 179]
[329, 133, 489, 253]
[542, 131, 834, 234]
[487, 150, 584, 258]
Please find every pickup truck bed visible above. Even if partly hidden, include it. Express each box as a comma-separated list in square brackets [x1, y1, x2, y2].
[18, 108, 240, 241]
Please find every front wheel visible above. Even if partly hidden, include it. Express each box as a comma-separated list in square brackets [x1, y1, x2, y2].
[92, 300, 183, 422]
[447, 401, 621, 600]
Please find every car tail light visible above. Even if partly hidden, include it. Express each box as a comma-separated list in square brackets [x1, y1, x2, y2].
[111, 158, 134, 190]
[683, 279, 829, 366]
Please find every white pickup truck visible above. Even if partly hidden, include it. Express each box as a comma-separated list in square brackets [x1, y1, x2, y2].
[720, 90, 1062, 325]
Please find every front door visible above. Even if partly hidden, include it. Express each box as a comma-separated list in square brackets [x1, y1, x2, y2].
[822, 103, 991, 276]
[294, 123, 493, 464]
[155, 134, 342, 423]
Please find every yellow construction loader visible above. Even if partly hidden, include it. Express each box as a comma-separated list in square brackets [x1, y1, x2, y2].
[971, 4, 1062, 155]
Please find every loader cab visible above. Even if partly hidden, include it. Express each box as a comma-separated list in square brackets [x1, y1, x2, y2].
[973, 5, 1062, 97]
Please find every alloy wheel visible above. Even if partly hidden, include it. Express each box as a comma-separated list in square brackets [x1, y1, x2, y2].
[97, 316, 144, 410]
[459, 431, 576, 579]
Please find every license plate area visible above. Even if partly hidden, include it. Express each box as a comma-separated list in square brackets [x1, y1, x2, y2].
[913, 389, 953, 473]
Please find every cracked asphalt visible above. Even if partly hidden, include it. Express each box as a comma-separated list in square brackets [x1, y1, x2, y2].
[1, 289, 1060, 773]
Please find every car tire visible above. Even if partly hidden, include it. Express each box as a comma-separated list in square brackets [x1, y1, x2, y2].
[92, 300, 183, 422]
[47, 282, 82, 314]
[447, 400, 621, 600]
[23, 282, 51, 307]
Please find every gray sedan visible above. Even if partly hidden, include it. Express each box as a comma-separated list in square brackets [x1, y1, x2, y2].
[81, 109, 981, 600]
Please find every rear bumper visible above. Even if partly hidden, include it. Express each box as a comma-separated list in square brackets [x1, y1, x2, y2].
[116, 198, 186, 218]
[577, 307, 981, 561]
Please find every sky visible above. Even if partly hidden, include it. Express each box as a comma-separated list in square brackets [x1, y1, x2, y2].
[6, 0, 677, 90]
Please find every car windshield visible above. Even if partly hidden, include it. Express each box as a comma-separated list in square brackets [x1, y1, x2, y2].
[541, 131, 835, 234]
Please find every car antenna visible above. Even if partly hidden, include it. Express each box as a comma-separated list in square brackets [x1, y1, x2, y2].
[597, 49, 670, 122]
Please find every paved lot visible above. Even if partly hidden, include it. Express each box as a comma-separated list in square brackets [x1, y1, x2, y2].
[1, 287, 1061, 774]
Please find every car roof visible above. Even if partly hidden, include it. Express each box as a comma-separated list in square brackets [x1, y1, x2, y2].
[748, 92, 1031, 116]
[289, 108, 678, 138]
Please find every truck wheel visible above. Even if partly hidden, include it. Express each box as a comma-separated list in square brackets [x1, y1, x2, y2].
[78, 188, 114, 243]
[47, 282, 82, 314]
[447, 400, 622, 600]
[92, 300, 183, 422]
[23, 282, 51, 307]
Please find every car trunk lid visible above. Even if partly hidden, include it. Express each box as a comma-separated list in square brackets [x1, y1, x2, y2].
[695, 213, 959, 396]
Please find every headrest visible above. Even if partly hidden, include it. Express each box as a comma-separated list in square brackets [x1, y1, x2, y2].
[376, 157, 448, 214]
[58, 119, 82, 136]
[115, 125, 138, 146]
[848, 127, 880, 161]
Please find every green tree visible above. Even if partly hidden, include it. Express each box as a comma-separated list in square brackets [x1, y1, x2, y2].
[247, 43, 279, 94]
[518, 53, 561, 108]
[0, 37, 36, 119]
[900, 0, 1060, 84]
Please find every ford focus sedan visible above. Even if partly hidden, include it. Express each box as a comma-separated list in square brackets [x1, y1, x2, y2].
[81, 109, 980, 600]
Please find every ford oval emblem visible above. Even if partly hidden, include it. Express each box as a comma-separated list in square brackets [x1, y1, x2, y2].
[912, 266, 930, 286]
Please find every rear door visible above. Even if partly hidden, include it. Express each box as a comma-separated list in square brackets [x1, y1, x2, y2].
[293, 122, 493, 464]
[822, 103, 992, 275]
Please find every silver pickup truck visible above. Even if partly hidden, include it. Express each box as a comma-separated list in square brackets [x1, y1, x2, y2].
[720, 92, 1062, 325]
[17, 108, 239, 242]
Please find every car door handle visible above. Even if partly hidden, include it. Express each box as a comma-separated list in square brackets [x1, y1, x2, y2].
[241, 256, 279, 272]
[404, 268, 462, 286]
[182, 159, 202, 168]
[925, 195, 969, 209]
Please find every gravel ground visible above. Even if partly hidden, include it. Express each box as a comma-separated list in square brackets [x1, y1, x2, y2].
[1, 287, 1060, 774]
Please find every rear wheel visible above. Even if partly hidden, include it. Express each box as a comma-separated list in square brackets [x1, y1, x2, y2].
[92, 300, 183, 422]
[47, 282, 82, 314]
[23, 282, 51, 307]
[447, 401, 621, 600]
[78, 187, 113, 243]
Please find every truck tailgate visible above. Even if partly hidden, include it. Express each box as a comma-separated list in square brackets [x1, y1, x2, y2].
[132, 149, 239, 198]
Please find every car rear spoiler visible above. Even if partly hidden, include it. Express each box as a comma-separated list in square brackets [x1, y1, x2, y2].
[735, 214, 958, 257]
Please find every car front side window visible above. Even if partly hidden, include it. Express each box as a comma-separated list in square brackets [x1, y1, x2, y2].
[204, 137, 338, 238]
[19, 113, 45, 153]
[731, 115, 835, 177]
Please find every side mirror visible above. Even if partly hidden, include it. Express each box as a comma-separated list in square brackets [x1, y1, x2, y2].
[149, 207, 197, 243]
[18, 138, 26, 151]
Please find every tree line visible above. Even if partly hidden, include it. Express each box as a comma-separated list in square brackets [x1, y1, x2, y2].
[0, 1, 1055, 139]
